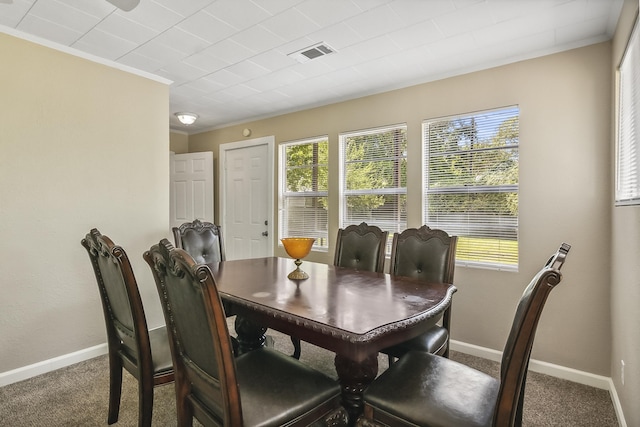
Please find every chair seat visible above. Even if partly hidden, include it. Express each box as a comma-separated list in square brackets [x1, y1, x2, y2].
[236, 348, 340, 427]
[148, 326, 174, 375]
[363, 351, 499, 427]
[235, 348, 342, 427]
[382, 325, 448, 358]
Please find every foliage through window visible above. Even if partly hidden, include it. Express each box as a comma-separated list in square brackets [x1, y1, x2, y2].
[616, 16, 640, 205]
[423, 107, 519, 269]
[339, 125, 407, 251]
[279, 137, 329, 248]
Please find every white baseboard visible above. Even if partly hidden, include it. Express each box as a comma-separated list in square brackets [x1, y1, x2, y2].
[451, 339, 610, 388]
[0, 340, 628, 426]
[451, 340, 626, 426]
[0, 344, 108, 387]
[608, 380, 628, 427]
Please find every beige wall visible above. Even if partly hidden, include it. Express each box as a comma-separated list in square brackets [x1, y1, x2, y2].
[190, 42, 613, 376]
[0, 34, 170, 372]
[611, 1, 640, 425]
[1, 9, 632, 419]
[170, 131, 189, 154]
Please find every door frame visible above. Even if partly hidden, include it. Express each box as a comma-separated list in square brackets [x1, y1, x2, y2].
[219, 136, 275, 257]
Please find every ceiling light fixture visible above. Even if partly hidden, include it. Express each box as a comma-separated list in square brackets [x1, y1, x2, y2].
[105, 0, 139, 11]
[175, 112, 198, 125]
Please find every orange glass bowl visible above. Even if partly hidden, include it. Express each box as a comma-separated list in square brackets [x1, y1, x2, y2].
[281, 238, 315, 280]
[281, 237, 315, 259]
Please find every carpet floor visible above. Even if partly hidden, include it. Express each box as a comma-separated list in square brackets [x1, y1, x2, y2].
[0, 326, 618, 426]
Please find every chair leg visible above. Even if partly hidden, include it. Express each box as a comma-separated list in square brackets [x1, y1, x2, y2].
[138, 376, 154, 427]
[514, 365, 529, 425]
[230, 336, 239, 356]
[442, 342, 450, 359]
[107, 358, 123, 424]
[291, 336, 301, 359]
[442, 305, 452, 359]
[175, 386, 194, 427]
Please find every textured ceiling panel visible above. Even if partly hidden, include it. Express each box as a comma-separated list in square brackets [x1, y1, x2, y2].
[0, 0, 624, 133]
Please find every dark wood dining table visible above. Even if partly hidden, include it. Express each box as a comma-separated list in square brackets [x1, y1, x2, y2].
[207, 256, 456, 424]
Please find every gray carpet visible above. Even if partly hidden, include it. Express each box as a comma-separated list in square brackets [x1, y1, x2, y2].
[0, 325, 619, 426]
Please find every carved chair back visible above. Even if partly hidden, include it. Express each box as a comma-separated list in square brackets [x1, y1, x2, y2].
[172, 219, 225, 264]
[334, 222, 388, 273]
[389, 225, 457, 283]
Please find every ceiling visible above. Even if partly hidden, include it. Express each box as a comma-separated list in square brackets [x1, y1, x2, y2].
[0, 0, 624, 134]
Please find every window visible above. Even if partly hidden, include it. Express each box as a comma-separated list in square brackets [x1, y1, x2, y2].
[616, 16, 640, 205]
[339, 125, 407, 250]
[423, 107, 519, 269]
[279, 137, 329, 248]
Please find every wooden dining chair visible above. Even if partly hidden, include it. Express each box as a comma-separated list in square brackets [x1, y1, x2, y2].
[381, 225, 457, 361]
[356, 243, 571, 427]
[290, 222, 389, 359]
[144, 239, 348, 427]
[333, 222, 389, 272]
[81, 229, 174, 427]
[172, 219, 225, 263]
[173, 218, 244, 355]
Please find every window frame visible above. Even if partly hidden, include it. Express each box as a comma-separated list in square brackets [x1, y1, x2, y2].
[278, 136, 329, 250]
[338, 124, 408, 252]
[615, 13, 640, 206]
[422, 106, 520, 271]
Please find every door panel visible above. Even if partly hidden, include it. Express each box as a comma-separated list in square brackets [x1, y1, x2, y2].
[220, 137, 273, 260]
[170, 152, 214, 230]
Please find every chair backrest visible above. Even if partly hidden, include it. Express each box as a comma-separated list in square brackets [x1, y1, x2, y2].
[172, 219, 225, 264]
[144, 239, 241, 425]
[494, 243, 571, 426]
[333, 222, 388, 273]
[81, 228, 153, 378]
[389, 225, 457, 283]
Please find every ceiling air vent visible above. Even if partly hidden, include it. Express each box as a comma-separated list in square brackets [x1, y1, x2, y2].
[288, 42, 336, 63]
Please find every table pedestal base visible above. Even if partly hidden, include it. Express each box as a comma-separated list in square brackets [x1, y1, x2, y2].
[335, 353, 378, 426]
[235, 316, 267, 355]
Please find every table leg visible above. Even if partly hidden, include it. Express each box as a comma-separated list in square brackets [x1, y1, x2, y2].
[334, 353, 378, 426]
[234, 316, 267, 355]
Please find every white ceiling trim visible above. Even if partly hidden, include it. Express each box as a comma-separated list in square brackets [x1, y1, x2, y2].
[0, 25, 172, 86]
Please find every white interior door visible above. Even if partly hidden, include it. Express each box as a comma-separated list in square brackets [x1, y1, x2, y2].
[170, 151, 214, 230]
[220, 137, 274, 260]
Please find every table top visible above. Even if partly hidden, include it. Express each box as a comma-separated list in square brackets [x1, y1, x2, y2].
[208, 256, 456, 359]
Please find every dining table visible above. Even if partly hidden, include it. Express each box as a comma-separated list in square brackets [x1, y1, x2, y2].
[207, 256, 457, 425]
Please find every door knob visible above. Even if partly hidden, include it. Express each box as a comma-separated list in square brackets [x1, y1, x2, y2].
[262, 231, 268, 237]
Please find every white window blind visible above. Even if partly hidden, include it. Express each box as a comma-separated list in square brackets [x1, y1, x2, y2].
[423, 107, 519, 269]
[340, 125, 407, 251]
[279, 137, 329, 248]
[616, 16, 640, 205]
